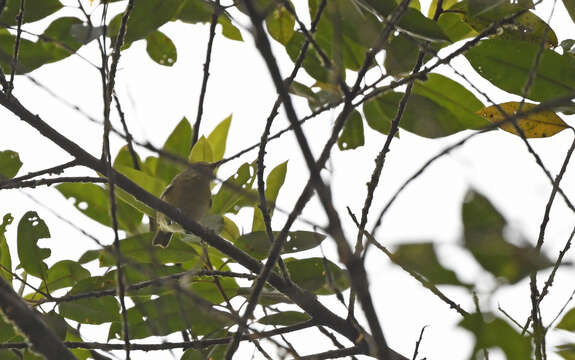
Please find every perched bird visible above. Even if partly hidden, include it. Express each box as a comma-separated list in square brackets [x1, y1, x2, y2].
[152, 162, 216, 247]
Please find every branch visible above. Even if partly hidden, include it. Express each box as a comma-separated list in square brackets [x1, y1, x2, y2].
[7, 0, 24, 94]
[0, 320, 317, 351]
[192, 1, 220, 146]
[0, 176, 106, 190]
[0, 277, 77, 360]
[0, 92, 384, 357]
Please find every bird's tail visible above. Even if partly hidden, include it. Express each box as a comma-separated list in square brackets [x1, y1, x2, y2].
[152, 231, 173, 247]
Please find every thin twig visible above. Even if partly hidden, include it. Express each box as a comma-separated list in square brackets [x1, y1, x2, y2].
[102, 1, 135, 357]
[7, 0, 24, 94]
[0, 176, 106, 189]
[192, 1, 220, 147]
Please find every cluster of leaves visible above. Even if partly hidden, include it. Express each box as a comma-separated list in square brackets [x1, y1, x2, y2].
[1, 0, 575, 359]
[0, 114, 347, 359]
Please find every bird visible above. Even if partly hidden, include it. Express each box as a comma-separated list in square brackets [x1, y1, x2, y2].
[152, 161, 217, 247]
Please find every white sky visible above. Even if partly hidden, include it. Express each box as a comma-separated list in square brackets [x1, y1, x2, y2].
[2, 0, 575, 359]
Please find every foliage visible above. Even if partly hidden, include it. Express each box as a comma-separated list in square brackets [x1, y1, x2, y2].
[0, 0, 573, 359]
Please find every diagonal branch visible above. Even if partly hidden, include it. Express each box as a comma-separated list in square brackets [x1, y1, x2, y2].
[0, 277, 77, 360]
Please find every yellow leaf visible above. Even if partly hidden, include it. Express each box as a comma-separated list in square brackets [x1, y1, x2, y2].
[476, 102, 569, 138]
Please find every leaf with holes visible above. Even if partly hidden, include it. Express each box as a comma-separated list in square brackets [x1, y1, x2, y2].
[477, 102, 568, 138]
[146, 30, 177, 67]
[17, 211, 51, 278]
[337, 110, 364, 151]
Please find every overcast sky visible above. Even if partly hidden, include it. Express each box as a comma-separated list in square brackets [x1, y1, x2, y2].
[2, 0, 575, 359]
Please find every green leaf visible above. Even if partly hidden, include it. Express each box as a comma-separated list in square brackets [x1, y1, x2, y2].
[235, 230, 325, 260]
[558, 343, 575, 360]
[77, 249, 99, 264]
[0, 150, 22, 179]
[363, 91, 467, 138]
[156, 117, 193, 184]
[182, 343, 227, 360]
[458, 1, 557, 47]
[65, 325, 91, 360]
[392, 243, 469, 286]
[56, 182, 143, 232]
[108, 0, 184, 44]
[221, 216, 240, 241]
[252, 161, 288, 231]
[266, 3, 295, 45]
[437, 11, 477, 43]
[98, 232, 199, 267]
[465, 39, 575, 102]
[42, 17, 84, 51]
[40, 260, 90, 293]
[429, 0, 458, 17]
[17, 211, 50, 278]
[462, 190, 552, 283]
[219, 16, 243, 41]
[178, 0, 243, 41]
[564, 0, 575, 24]
[211, 162, 257, 215]
[189, 136, 215, 163]
[0, 311, 20, 342]
[59, 277, 120, 325]
[412, 73, 488, 129]
[337, 109, 364, 151]
[286, 32, 331, 83]
[398, 8, 451, 42]
[207, 114, 232, 162]
[114, 264, 192, 297]
[113, 145, 142, 171]
[384, 33, 424, 77]
[459, 314, 531, 359]
[146, 30, 177, 66]
[0, 214, 13, 281]
[557, 307, 575, 331]
[0, 17, 97, 74]
[109, 295, 233, 340]
[187, 276, 239, 303]
[0, 0, 62, 26]
[257, 311, 310, 326]
[116, 165, 166, 198]
[43, 311, 67, 340]
[237, 285, 293, 305]
[285, 257, 349, 295]
[467, 0, 533, 19]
